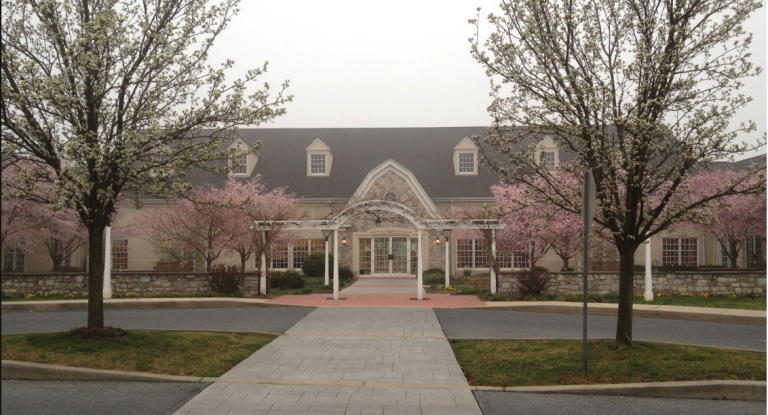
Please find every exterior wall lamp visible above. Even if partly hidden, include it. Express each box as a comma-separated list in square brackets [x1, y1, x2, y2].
[374, 215, 382, 227]
[435, 237, 441, 245]
[342, 236, 347, 245]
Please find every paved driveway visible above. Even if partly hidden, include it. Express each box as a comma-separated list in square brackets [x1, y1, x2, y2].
[0, 381, 208, 415]
[435, 309, 767, 351]
[0, 306, 315, 335]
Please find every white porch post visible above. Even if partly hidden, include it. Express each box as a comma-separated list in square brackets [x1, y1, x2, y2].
[490, 230, 497, 295]
[417, 229, 423, 300]
[333, 230, 339, 300]
[445, 237, 451, 287]
[644, 239, 653, 301]
[103, 226, 112, 299]
[260, 231, 267, 295]
[324, 239, 330, 286]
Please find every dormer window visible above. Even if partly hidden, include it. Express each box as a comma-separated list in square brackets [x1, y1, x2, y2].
[453, 136, 479, 176]
[458, 153, 475, 174]
[541, 151, 556, 169]
[310, 154, 326, 175]
[306, 137, 333, 177]
[233, 154, 247, 175]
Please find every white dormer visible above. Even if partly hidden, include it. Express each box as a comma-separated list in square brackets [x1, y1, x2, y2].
[228, 138, 259, 177]
[536, 135, 559, 169]
[453, 136, 478, 175]
[306, 137, 333, 177]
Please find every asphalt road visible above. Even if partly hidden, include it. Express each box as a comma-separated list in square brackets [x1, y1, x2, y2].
[0, 306, 315, 335]
[0, 381, 208, 415]
[474, 391, 767, 415]
[435, 309, 767, 351]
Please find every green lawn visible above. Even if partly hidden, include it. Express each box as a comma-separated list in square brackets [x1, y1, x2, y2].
[1, 330, 274, 377]
[450, 339, 766, 387]
[635, 294, 766, 310]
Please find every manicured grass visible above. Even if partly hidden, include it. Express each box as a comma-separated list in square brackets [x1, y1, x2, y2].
[636, 294, 766, 310]
[450, 339, 766, 387]
[1, 330, 274, 377]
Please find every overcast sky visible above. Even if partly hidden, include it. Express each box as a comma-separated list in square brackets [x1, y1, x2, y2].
[208, 1, 767, 161]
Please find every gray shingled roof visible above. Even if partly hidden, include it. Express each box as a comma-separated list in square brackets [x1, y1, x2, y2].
[187, 127, 506, 199]
[182, 127, 763, 200]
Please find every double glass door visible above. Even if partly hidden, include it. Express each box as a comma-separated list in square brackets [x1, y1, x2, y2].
[373, 236, 409, 276]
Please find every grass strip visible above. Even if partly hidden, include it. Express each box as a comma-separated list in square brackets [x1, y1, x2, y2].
[1, 330, 274, 377]
[450, 339, 766, 387]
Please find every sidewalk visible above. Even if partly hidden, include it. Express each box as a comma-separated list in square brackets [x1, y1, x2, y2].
[174, 307, 483, 415]
[481, 301, 766, 325]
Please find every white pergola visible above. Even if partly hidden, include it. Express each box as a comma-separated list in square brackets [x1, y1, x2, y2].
[253, 200, 505, 300]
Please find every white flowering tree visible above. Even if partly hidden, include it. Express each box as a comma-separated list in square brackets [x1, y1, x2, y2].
[470, 0, 765, 346]
[1, 0, 291, 330]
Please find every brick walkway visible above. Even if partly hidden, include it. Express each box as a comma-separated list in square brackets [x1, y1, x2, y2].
[267, 294, 485, 308]
[174, 307, 482, 415]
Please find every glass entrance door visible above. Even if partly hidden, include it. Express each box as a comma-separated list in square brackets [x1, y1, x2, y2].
[371, 236, 411, 276]
[374, 237, 390, 275]
[391, 237, 409, 275]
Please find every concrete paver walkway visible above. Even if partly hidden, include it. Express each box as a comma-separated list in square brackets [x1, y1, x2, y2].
[174, 307, 482, 414]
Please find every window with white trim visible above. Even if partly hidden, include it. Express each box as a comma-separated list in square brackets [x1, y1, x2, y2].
[456, 238, 490, 269]
[310, 154, 326, 175]
[662, 237, 697, 266]
[541, 151, 556, 169]
[360, 238, 372, 276]
[113, 240, 128, 271]
[746, 235, 764, 268]
[3, 248, 24, 272]
[458, 153, 475, 174]
[271, 244, 288, 269]
[233, 154, 247, 175]
[720, 241, 731, 267]
[513, 249, 531, 269]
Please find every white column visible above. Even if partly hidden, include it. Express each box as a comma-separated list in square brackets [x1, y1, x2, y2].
[103, 226, 112, 299]
[490, 230, 497, 295]
[417, 229, 423, 300]
[445, 238, 451, 287]
[644, 239, 653, 301]
[260, 231, 267, 295]
[333, 230, 339, 300]
[324, 239, 330, 286]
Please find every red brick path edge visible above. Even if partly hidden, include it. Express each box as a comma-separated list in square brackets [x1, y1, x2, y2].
[267, 294, 486, 308]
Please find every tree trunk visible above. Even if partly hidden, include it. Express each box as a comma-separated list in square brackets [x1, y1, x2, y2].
[86, 224, 106, 329]
[615, 246, 636, 347]
[240, 254, 247, 273]
[729, 241, 739, 268]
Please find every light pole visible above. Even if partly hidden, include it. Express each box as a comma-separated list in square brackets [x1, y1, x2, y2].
[443, 229, 452, 287]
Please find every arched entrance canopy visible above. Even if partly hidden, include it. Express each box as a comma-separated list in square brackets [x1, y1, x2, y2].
[252, 200, 505, 300]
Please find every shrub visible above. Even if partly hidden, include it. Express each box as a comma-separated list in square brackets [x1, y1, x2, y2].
[423, 268, 444, 276]
[423, 273, 444, 285]
[338, 266, 354, 282]
[515, 266, 551, 298]
[207, 264, 244, 292]
[270, 270, 305, 289]
[302, 252, 333, 278]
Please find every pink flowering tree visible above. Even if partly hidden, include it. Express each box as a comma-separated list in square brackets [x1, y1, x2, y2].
[30, 204, 88, 271]
[689, 170, 767, 268]
[218, 178, 300, 275]
[450, 204, 506, 275]
[140, 184, 243, 272]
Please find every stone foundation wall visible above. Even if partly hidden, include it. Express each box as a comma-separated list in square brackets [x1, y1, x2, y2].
[498, 271, 766, 296]
[1, 272, 262, 298]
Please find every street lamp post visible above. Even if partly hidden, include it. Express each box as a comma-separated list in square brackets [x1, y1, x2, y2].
[322, 230, 331, 286]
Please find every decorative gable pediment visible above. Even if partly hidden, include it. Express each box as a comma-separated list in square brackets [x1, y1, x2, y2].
[351, 159, 441, 219]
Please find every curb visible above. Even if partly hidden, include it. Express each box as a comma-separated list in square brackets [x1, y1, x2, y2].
[500, 380, 767, 401]
[0, 299, 284, 313]
[479, 303, 766, 326]
[1, 360, 210, 383]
